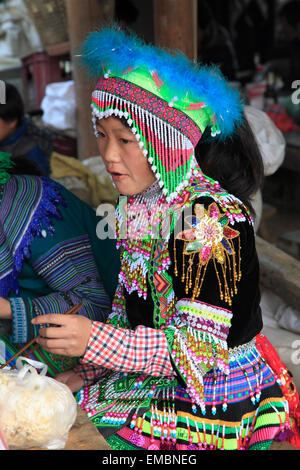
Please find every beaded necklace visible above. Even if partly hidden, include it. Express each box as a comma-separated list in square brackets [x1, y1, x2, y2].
[116, 179, 169, 299]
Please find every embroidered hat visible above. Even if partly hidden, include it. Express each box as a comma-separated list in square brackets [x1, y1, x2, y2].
[80, 26, 243, 201]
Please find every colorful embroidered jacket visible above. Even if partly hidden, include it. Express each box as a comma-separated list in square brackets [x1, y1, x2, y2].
[76, 177, 291, 450]
[0, 175, 120, 375]
[76, 178, 262, 404]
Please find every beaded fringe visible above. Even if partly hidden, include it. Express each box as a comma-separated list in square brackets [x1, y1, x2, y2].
[77, 341, 291, 449]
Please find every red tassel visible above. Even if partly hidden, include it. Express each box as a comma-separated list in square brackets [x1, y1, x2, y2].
[256, 333, 300, 449]
[187, 102, 206, 110]
[151, 70, 164, 90]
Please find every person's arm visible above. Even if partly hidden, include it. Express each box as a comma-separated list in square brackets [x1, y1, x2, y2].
[73, 362, 109, 385]
[55, 362, 109, 392]
[7, 180, 119, 344]
[80, 321, 175, 377]
[33, 314, 175, 378]
[0, 297, 12, 319]
[74, 199, 242, 381]
[32, 200, 245, 387]
[9, 237, 111, 344]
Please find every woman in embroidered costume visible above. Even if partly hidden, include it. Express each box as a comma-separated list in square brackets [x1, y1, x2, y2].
[0, 151, 119, 377]
[33, 27, 299, 450]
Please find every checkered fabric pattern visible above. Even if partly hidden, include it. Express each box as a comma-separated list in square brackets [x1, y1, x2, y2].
[78, 321, 174, 379]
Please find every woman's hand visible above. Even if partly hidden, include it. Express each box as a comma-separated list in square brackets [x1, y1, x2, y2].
[0, 297, 12, 319]
[31, 314, 92, 357]
[55, 370, 84, 393]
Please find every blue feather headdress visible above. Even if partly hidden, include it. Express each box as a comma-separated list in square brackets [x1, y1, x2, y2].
[80, 26, 243, 200]
[80, 26, 243, 138]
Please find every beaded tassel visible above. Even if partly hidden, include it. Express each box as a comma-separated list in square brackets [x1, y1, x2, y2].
[222, 375, 228, 412]
[115, 179, 171, 299]
[236, 356, 256, 405]
[214, 425, 220, 450]
[100, 399, 133, 425]
[220, 424, 226, 450]
[269, 401, 292, 439]
[242, 417, 251, 449]
[131, 386, 176, 445]
[202, 421, 208, 449]
[195, 421, 202, 449]
[91, 90, 199, 202]
[212, 375, 217, 415]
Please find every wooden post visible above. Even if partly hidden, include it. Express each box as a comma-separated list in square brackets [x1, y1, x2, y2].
[66, 0, 115, 160]
[256, 235, 300, 312]
[154, 0, 197, 61]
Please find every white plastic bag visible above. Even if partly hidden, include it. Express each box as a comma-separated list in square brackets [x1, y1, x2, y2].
[0, 426, 8, 450]
[244, 105, 285, 176]
[0, 357, 77, 449]
[41, 81, 76, 131]
[245, 105, 286, 231]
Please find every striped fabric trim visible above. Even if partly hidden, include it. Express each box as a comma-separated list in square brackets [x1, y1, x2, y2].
[9, 297, 27, 343]
[176, 299, 232, 341]
[112, 397, 288, 450]
[9, 236, 111, 343]
[33, 236, 100, 289]
[0, 175, 64, 297]
[172, 362, 276, 408]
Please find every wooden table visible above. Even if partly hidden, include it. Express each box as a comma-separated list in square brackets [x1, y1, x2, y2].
[29, 406, 111, 451]
[64, 407, 111, 450]
[270, 441, 298, 451]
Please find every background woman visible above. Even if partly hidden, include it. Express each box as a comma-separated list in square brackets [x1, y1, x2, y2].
[0, 151, 119, 376]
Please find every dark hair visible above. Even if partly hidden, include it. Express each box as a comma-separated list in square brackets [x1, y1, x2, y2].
[279, 0, 300, 27]
[104, 114, 264, 215]
[9, 155, 45, 177]
[195, 116, 264, 215]
[0, 82, 24, 126]
[115, 0, 139, 25]
[197, 0, 214, 29]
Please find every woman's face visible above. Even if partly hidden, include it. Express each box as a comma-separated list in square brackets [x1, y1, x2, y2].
[96, 116, 156, 196]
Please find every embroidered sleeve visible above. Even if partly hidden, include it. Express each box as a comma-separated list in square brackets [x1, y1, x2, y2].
[80, 321, 175, 377]
[164, 199, 245, 411]
[9, 236, 111, 343]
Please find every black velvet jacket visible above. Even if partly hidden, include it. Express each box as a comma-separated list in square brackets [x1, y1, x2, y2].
[125, 195, 263, 349]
